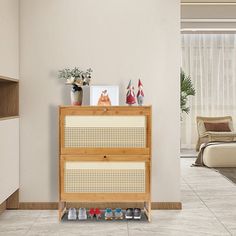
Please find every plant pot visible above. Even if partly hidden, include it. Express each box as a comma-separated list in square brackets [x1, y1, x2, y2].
[71, 85, 83, 106]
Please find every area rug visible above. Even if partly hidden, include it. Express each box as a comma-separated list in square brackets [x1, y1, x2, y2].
[213, 168, 236, 184]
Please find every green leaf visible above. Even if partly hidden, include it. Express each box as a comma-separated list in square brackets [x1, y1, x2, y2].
[180, 69, 195, 114]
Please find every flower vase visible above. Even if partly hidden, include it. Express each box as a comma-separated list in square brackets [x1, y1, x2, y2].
[71, 85, 83, 106]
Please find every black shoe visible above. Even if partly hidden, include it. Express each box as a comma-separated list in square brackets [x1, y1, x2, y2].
[133, 208, 141, 220]
[125, 208, 133, 220]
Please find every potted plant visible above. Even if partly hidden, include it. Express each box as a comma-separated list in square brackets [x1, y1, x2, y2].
[180, 69, 195, 115]
[58, 67, 92, 105]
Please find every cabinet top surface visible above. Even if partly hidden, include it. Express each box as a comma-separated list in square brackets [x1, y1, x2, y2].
[59, 105, 151, 109]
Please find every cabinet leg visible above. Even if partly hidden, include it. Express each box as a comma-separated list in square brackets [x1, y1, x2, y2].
[144, 201, 151, 222]
[58, 201, 66, 221]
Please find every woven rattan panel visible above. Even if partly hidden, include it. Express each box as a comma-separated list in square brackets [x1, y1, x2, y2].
[64, 127, 146, 148]
[64, 163, 145, 193]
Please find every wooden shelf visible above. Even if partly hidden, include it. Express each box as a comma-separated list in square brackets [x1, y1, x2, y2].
[0, 75, 19, 83]
[0, 116, 19, 121]
[0, 77, 19, 118]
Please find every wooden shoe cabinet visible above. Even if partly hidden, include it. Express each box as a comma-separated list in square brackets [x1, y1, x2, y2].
[59, 106, 152, 221]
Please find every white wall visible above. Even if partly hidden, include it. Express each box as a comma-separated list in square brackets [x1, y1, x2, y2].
[20, 0, 180, 202]
[0, 0, 19, 79]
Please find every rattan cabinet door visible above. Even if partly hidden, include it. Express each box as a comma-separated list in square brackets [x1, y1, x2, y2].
[64, 115, 146, 147]
[60, 157, 150, 202]
[64, 161, 145, 193]
[60, 107, 151, 155]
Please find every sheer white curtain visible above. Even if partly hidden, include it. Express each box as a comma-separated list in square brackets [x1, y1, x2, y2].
[181, 34, 236, 149]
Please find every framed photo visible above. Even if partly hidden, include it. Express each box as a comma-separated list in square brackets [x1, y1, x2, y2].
[90, 85, 119, 106]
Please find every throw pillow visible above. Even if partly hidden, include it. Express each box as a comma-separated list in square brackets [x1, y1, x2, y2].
[204, 122, 231, 132]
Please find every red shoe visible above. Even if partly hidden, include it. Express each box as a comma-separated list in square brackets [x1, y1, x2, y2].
[89, 208, 95, 219]
[95, 208, 102, 219]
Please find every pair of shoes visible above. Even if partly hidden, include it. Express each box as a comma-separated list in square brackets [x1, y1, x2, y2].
[68, 208, 87, 220]
[89, 208, 102, 220]
[114, 208, 123, 220]
[125, 208, 142, 220]
[104, 208, 124, 220]
[68, 208, 77, 220]
[104, 208, 113, 220]
[78, 208, 87, 220]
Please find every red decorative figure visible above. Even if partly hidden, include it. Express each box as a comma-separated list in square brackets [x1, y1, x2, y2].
[137, 79, 144, 106]
[126, 80, 136, 105]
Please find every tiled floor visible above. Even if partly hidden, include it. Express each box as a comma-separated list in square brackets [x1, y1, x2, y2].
[180, 148, 197, 158]
[0, 158, 236, 236]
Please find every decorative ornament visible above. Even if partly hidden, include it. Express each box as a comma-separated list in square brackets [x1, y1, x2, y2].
[97, 89, 112, 106]
[137, 79, 144, 106]
[126, 80, 136, 105]
[58, 67, 92, 106]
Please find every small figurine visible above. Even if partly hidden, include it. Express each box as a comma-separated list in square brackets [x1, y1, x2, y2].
[97, 89, 111, 106]
[126, 80, 136, 105]
[137, 79, 144, 106]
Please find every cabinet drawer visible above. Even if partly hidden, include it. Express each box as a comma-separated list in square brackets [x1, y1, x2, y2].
[64, 115, 146, 148]
[64, 161, 145, 193]
[60, 159, 150, 196]
[59, 108, 151, 155]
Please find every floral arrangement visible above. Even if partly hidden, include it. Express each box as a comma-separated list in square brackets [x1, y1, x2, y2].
[58, 67, 92, 87]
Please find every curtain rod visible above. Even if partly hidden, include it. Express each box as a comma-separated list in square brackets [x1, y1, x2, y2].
[181, 28, 236, 33]
[182, 19, 236, 23]
[181, 28, 236, 31]
[181, 2, 236, 5]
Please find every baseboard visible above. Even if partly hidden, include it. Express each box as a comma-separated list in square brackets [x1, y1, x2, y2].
[0, 189, 20, 214]
[19, 202, 58, 210]
[0, 201, 6, 214]
[152, 202, 182, 210]
[19, 202, 182, 210]
[6, 189, 19, 209]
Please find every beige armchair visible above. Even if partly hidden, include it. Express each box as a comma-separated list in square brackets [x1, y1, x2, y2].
[196, 116, 236, 151]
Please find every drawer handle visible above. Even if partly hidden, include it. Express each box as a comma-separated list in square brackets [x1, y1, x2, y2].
[104, 155, 107, 159]
[103, 108, 107, 112]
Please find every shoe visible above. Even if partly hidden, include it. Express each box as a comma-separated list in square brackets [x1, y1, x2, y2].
[68, 208, 77, 220]
[89, 208, 95, 219]
[114, 208, 123, 220]
[125, 208, 133, 220]
[104, 208, 113, 220]
[78, 208, 87, 220]
[133, 208, 142, 220]
[95, 208, 102, 220]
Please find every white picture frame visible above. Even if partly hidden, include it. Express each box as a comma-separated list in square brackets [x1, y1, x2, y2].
[90, 85, 119, 106]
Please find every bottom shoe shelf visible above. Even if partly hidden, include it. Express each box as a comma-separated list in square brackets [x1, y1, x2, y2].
[61, 209, 149, 222]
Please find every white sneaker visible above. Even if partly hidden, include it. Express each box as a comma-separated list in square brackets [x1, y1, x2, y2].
[68, 208, 77, 220]
[78, 208, 87, 220]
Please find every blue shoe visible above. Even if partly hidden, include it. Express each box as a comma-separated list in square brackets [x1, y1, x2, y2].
[114, 208, 123, 220]
[105, 208, 113, 220]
